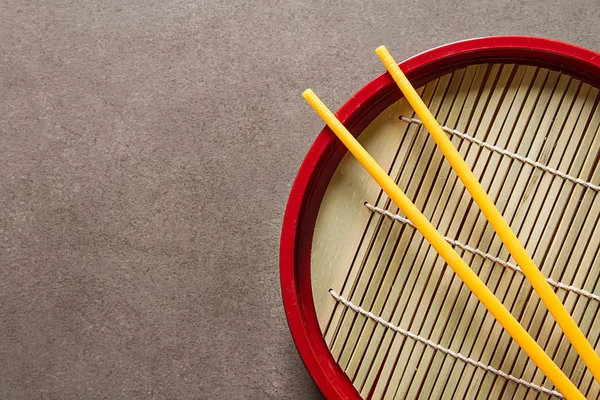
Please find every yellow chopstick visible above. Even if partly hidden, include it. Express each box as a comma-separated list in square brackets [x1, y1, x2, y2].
[302, 89, 584, 400]
[376, 45, 600, 385]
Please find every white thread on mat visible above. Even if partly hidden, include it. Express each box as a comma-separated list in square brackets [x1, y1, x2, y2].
[329, 289, 564, 399]
[399, 116, 600, 192]
[365, 202, 600, 304]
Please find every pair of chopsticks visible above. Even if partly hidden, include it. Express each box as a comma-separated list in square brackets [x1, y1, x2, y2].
[303, 46, 600, 400]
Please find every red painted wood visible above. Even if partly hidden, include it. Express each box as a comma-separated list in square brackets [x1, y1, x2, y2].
[280, 36, 600, 399]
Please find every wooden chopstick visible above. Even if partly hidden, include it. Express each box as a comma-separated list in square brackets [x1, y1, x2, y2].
[302, 89, 584, 400]
[376, 45, 600, 387]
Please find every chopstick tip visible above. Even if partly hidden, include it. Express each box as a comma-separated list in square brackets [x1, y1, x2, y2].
[376, 45, 388, 55]
[302, 88, 315, 100]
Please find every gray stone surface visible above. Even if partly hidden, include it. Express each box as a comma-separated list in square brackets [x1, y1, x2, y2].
[1, 0, 599, 398]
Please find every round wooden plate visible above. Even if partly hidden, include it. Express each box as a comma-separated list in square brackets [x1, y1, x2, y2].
[281, 37, 600, 399]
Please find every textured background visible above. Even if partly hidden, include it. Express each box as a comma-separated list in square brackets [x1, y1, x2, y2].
[1, 0, 599, 399]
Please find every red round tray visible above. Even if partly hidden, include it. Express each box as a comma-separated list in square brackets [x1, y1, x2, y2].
[280, 36, 600, 399]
